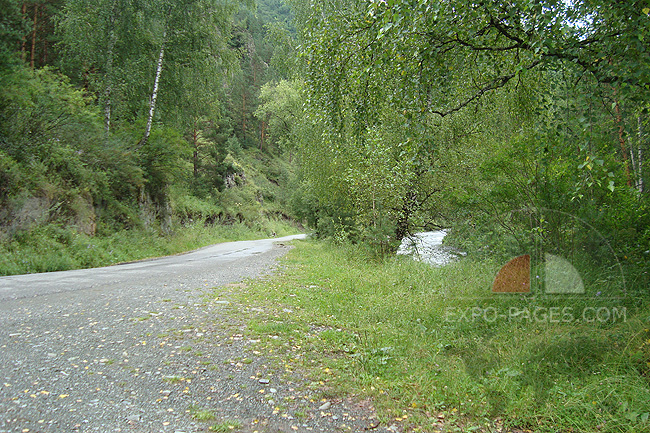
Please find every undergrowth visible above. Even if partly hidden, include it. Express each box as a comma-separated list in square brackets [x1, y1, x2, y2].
[230, 240, 650, 433]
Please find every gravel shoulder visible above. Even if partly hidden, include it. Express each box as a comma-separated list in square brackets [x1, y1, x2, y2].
[0, 236, 383, 433]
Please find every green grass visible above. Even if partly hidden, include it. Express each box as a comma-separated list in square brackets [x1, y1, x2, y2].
[189, 405, 217, 422]
[228, 239, 650, 433]
[209, 420, 242, 432]
[0, 218, 302, 276]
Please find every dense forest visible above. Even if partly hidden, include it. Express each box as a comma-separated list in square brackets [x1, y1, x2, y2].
[0, 0, 299, 273]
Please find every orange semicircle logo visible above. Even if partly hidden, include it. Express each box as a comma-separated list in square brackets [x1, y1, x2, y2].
[492, 254, 530, 293]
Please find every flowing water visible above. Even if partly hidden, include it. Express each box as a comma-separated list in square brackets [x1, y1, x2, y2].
[396, 230, 465, 266]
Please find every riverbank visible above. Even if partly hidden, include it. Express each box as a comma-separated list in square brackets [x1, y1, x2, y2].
[232, 239, 650, 433]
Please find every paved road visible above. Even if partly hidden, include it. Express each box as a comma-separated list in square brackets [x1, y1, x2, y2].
[2, 234, 388, 433]
[0, 235, 307, 303]
[0, 234, 383, 433]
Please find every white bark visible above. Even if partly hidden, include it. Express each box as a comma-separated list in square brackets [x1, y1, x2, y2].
[141, 28, 167, 147]
[630, 133, 637, 183]
[639, 145, 644, 193]
[638, 115, 645, 193]
[104, 16, 116, 133]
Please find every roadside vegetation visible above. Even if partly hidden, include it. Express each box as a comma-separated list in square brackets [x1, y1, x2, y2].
[230, 239, 650, 433]
[254, 4, 649, 429]
[0, 129, 301, 275]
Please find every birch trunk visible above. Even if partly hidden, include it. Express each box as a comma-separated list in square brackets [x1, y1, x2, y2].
[638, 115, 645, 193]
[141, 29, 167, 147]
[613, 96, 632, 187]
[192, 121, 199, 178]
[104, 1, 117, 133]
[639, 144, 644, 193]
[242, 91, 247, 137]
[630, 134, 637, 180]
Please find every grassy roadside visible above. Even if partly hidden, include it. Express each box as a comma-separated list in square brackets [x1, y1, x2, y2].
[225, 240, 650, 433]
[0, 219, 301, 276]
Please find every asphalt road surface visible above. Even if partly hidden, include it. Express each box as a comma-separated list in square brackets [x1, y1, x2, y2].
[0, 235, 307, 303]
[0, 235, 384, 433]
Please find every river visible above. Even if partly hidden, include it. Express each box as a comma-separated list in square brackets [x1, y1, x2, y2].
[396, 230, 465, 266]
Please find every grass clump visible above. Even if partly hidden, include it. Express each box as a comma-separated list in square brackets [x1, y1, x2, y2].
[189, 405, 217, 422]
[230, 240, 650, 433]
[209, 420, 242, 432]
